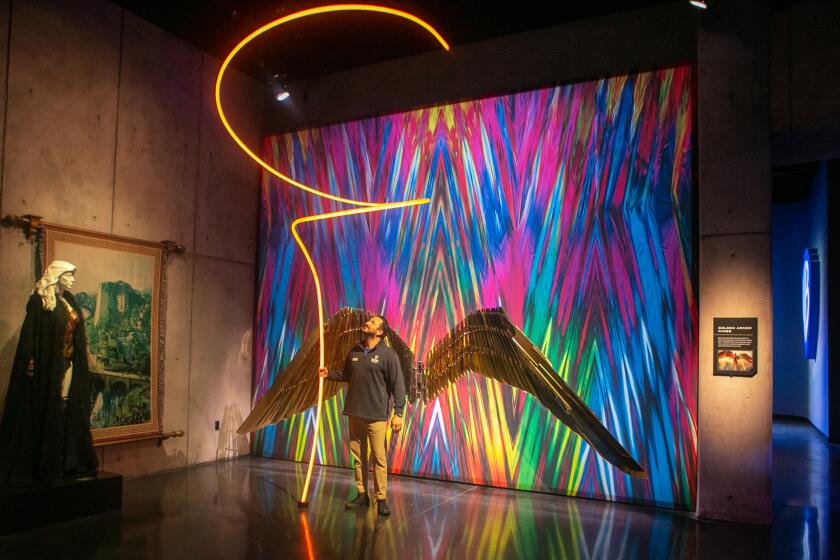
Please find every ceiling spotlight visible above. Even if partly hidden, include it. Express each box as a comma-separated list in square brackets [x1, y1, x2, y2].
[689, 0, 708, 8]
[270, 74, 291, 102]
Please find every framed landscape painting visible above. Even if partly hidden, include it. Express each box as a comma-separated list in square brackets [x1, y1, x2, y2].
[43, 225, 163, 445]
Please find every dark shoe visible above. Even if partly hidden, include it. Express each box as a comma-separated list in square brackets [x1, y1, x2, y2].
[345, 493, 370, 509]
[377, 500, 391, 516]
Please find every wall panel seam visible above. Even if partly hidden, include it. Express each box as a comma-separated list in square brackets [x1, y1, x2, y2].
[700, 231, 771, 239]
[0, 0, 13, 216]
[184, 55, 205, 464]
[110, 8, 125, 234]
[187, 251, 254, 266]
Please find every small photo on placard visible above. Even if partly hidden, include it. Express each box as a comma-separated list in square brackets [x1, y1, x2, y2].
[713, 318, 757, 377]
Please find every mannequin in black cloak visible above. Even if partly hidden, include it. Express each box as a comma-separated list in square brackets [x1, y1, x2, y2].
[0, 260, 98, 487]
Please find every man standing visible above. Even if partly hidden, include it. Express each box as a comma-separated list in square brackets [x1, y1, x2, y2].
[319, 315, 405, 516]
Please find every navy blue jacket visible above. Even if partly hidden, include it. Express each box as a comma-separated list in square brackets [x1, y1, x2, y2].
[327, 340, 405, 421]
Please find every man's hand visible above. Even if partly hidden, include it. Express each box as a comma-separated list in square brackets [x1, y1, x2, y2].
[391, 414, 403, 432]
[318, 367, 328, 378]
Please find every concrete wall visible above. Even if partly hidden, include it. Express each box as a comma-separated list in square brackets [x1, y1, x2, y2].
[0, 0, 832, 522]
[695, 0, 773, 526]
[771, 0, 840, 165]
[828, 161, 839, 443]
[802, 166, 829, 436]
[260, 1, 792, 524]
[0, 0, 263, 476]
[269, 0, 840, 167]
[266, 3, 697, 133]
[772, 164, 828, 433]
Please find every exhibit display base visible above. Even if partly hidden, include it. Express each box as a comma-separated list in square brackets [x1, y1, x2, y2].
[0, 471, 123, 535]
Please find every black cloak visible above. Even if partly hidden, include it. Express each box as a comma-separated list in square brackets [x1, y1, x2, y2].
[0, 291, 98, 487]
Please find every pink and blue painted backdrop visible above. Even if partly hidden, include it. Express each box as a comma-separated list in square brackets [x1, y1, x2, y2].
[254, 66, 696, 509]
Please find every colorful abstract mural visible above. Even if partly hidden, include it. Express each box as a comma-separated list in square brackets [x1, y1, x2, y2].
[254, 65, 696, 509]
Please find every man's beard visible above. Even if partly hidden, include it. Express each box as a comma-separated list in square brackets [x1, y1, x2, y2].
[362, 329, 376, 340]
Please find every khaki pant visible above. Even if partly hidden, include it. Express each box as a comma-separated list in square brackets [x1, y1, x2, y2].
[348, 416, 388, 501]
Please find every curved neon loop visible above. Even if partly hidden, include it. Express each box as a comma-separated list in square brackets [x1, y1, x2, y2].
[215, 3, 450, 207]
[215, 5, 449, 506]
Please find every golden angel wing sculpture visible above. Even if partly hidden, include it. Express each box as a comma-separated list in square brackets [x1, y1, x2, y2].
[423, 308, 645, 477]
[238, 308, 416, 434]
[240, 307, 645, 477]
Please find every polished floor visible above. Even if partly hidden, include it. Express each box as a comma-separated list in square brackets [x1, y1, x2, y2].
[771, 418, 839, 559]
[0, 418, 837, 559]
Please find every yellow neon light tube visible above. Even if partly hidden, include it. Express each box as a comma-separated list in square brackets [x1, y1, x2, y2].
[215, 5, 449, 507]
[291, 199, 429, 504]
[215, 4, 450, 206]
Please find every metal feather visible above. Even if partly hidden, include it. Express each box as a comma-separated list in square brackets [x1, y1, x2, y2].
[240, 307, 645, 477]
[238, 308, 415, 434]
[424, 308, 646, 477]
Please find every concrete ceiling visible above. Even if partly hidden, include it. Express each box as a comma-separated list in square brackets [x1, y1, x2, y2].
[110, 0, 680, 84]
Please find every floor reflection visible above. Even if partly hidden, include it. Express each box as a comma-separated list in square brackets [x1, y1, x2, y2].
[772, 418, 840, 560]
[243, 460, 701, 559]
[0, 419, 837, 559]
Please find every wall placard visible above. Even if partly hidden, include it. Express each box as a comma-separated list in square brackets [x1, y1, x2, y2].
[714, 318, 757, 377]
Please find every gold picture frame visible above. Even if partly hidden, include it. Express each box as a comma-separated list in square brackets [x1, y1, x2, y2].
[42, 224, 164, 445]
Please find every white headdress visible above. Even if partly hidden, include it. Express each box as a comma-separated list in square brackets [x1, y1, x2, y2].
[34, 260, 76, 311]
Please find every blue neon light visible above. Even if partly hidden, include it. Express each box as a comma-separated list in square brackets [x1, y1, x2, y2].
[802, 248, 820, 359]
